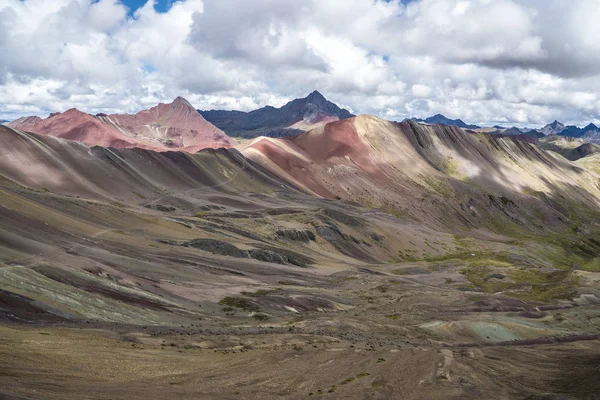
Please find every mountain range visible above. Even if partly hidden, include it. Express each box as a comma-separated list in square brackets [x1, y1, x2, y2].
[407, 114, 600, 142]
[6, 92, 600, 151]
[3, 92, 600, 398]
[199, 90, 354, 138]
[7, 97, 234, 151]
[540, 120, 565, 136]
[405, 114, 481, 129]
[560, 123, 600, 138]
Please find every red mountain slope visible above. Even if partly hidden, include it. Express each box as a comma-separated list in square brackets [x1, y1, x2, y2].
[8, 97, 234, 151]
[241, 115, 600, 230]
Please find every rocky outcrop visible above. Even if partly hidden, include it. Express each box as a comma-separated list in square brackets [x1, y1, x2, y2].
[182, 238, 311, 267]
[144, 204, 176, 212]
[183, 239, 248, 258]
[275, 229, 316, 242]
[248, 249, 288, 265]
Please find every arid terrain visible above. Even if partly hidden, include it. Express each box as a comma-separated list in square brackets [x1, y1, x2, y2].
[1, 114, 600, 399]
[4, 0, 600, 397]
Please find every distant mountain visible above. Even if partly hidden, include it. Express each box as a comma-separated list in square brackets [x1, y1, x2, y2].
[559, 123, 599, 138]
[8, 110, 139, 148]
[488, 126, 545, 143]
[540, 120, 565, 136]
[560, 126, 583, 138]
[407, 114, 481, 129]
[0, 119, 8, 124]
[199, 91, 354, 138]
[564, 142, 600, 161]
[8, 97, 233, 151]
[538, 135, 600, 161]
[496, 127, 525, 136]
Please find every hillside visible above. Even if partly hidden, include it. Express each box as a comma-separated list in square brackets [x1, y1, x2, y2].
[7, 98, 234, 151]
[2, 120, 600, 399]
[243, 116, 600, 232]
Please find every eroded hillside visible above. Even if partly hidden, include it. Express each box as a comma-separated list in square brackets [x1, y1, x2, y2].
[1, 122, 600, 399]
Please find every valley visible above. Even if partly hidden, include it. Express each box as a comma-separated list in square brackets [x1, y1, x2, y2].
[3, 0, 600, 398]
[1, 115, 600, 399]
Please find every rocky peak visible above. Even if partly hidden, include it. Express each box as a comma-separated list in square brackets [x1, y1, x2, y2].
[409, 114, 480, 129]
[171, 96, 195, 110]
[540, 120, 565, 136]
[305, 90, 327, 105]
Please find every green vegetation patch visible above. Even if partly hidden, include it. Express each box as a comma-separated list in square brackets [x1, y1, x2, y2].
[424, 251, 514, 267]
[218, 296, 259, 311]
[251, 313, 269, 321]
[459, 265, 580, 301]
[508, 269, 579, 301]
[440, 155, 460, 176]
[397, 249, 418, 262]
[341, 377, 355, 385]
[240, 289, 279, 297]
[422, 176, 454, 197]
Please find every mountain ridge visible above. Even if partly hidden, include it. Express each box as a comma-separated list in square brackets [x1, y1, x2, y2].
[406, 113, 481, 129]
[242, 114, 600, 228]
[199, 90, 354, 138]
[7, 98, 234, 151]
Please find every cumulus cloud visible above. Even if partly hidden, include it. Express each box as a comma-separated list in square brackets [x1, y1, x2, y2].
[1, 0, 600, 126]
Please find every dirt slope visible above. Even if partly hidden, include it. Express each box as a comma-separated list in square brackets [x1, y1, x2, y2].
[242, 115, 600, 232]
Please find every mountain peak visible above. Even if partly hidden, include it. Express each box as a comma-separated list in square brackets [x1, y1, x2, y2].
[309, 90, 323, 96]
[304, 90, 327, 105]
[410, 114, 480, 129]
[172, 96, 194, 110]
[199, 90, 354, 138]
[541, 120, 565, 135]
[61, 108, 90, 117]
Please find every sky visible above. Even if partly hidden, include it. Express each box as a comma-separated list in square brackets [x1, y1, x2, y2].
[120, 0, 173, 14]
[1, 0, 600, 127]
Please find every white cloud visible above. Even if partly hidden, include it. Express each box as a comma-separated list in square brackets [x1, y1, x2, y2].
[1, 0, 600, 127]
[412, 84, 432, 98]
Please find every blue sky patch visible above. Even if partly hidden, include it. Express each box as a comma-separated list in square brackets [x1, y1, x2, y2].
[142, 62, 156, 73]
[119, 0, 176, 16]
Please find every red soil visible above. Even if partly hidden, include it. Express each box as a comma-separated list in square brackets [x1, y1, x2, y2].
[290, 118, 374, 169]
[248, 138, 331, 197]
[8, 98, 234, 152]
[242, 117, 404, 200]
[104, 97, 234, 149]
[8, 109, 140, 149]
